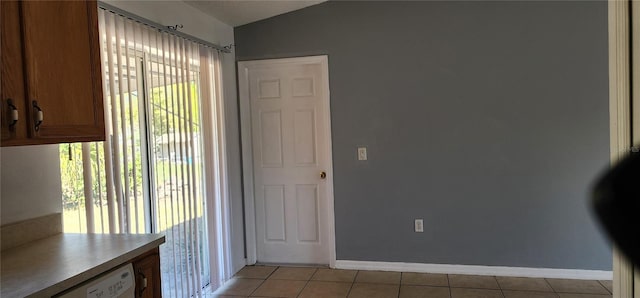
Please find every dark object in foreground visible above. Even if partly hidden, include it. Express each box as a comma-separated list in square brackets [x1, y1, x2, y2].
[593, 150, 640, 266]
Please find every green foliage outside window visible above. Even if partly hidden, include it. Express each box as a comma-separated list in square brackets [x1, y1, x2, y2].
[60, 81, 201, 233]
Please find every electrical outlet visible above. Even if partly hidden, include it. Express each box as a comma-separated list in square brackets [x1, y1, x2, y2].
[414, 219, 424, 232]
[357, 147, 367, 161]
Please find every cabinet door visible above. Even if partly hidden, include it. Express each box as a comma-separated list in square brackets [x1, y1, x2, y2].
[20, 0, 105, 143]
[133, 248, 162, 298]
[1, 0, 28, 145]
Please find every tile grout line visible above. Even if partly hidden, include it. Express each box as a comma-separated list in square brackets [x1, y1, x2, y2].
[295, 268, 317, 298]
[395, 271, 402, 297]
[597, 280, 613, 295]
[543, 278, 558, 294]
[493, 275, 506, 298]
[447, 274, 452, 298]
[236, 266, 613, 298]
[248, 265, 278, 297]
[265, 266, 279, 279]
[247, 279, 266, 296]
[298, 268, 320, 298]
[345, 270, 359, 298]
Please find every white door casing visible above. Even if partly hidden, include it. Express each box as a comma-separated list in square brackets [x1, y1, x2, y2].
[239, 56, 335, 266]
[632, 0, 640, 150]
[632, 1, 639, 296]
[609, 0, 636, 297]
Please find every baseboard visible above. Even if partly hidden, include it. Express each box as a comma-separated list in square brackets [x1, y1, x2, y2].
[334, 260, 612, 280]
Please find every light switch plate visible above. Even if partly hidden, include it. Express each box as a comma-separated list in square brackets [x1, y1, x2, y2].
[415, 219, 424, 232]
[357, 147, 367, 161]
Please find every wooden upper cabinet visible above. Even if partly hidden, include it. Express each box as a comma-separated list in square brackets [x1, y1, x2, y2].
[1, 0, 28, 145]
[0, 0, 105, 146]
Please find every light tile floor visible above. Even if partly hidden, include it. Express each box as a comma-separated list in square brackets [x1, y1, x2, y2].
[212, 265, 613, 298]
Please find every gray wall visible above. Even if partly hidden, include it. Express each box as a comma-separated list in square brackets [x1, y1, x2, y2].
[235, 1, 612, 270]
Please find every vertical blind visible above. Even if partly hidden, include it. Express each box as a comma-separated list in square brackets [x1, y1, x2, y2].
[60, 7, 231, 297]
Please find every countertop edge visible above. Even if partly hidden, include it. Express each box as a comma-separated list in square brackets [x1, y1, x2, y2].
[34, 237, 166, 298]
[2, 234, 165, 298]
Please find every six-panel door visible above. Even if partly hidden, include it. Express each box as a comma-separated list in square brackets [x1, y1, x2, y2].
[249, 60, 331, 264]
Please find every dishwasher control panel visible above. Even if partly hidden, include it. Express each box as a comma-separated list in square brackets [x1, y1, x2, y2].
[56, 263, 135, 298]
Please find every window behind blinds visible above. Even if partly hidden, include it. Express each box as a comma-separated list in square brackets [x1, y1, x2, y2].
[59, 7, 232, 297]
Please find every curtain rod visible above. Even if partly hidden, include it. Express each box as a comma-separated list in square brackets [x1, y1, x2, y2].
[97, 1, 232, 53]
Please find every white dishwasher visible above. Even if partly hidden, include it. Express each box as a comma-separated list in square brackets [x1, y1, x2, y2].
[55, 263, 136, 298]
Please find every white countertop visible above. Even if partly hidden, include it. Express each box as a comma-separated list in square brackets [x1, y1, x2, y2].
[0, 233, 165, 297]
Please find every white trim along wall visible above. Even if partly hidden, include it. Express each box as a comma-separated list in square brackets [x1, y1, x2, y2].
[631, 0, 640, 296]
[608, 0, 634, 297]
[335, 260, 612, 280]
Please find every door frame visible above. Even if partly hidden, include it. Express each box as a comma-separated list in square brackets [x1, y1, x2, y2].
[632, 0, 640, 296]
[609, 0, 634, 297]
[238, 55, 336, 267]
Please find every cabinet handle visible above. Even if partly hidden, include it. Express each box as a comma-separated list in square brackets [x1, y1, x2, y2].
[138, 270, 147, 296]
[6, 99, 19, 129]
[32, 101, 43, 132]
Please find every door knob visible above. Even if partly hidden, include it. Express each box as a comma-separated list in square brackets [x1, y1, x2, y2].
[320, 171, 326, 179]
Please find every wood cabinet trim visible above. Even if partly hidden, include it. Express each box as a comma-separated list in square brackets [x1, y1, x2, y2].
[131, 247, 162, 298]
[1, 0, 29, 142]
[86, 0, 106, 132]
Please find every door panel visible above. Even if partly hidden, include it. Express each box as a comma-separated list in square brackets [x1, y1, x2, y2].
[296, 184, 319, 242]
[260, 110, 284, 167]
[294, 109, 317, 166]
[264, 185, 287, 242]
[292, 77, 315, 97]
[246, 58, 331, 264]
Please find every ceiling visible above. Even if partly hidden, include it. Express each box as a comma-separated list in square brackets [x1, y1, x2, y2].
[184, 0, 327, 27]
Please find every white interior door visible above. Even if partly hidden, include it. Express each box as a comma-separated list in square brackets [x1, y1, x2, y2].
[239, 56, 333, 265]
